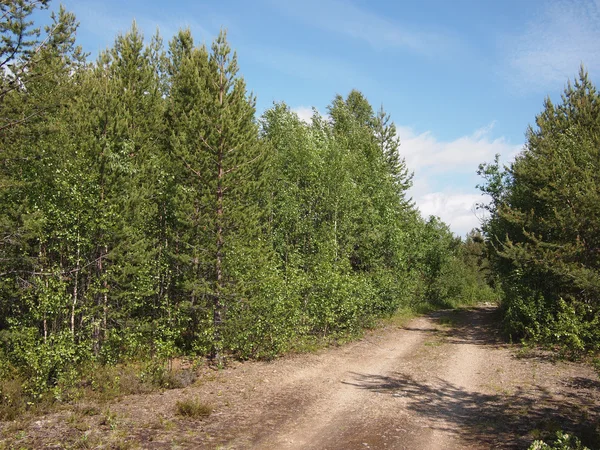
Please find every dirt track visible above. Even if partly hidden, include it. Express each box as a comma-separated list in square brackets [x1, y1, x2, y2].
[2, 306, 600, 449]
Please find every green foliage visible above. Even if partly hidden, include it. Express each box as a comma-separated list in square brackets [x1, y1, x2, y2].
[411, 220, 499, 309]
[0, 327, 80, 400]
[0, 2, 496, 407]
[529, 431, 590, 450]
[480, 68, 600, 353]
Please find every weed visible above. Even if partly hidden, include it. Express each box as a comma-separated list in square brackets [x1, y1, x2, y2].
[74, 404, 100, 416]
[516, 344, 534, 359]
[71, 430, 101, 449]
[529, 431, 590, 450]
[108, 431, 136, 449]
[591, 356, 600, 378]
[66, 411, 90, 432]
[175, 398, 212, 419]
[0, 378, 26, 421]
[14, 430, 26, 440]
[99, 408, 118, 430]
[437, 316, 459, 327]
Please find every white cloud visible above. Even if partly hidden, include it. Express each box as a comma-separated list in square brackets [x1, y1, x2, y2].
[291, 106, 316, 124]
[398, 122, 521, 173]
[418, 192, 489, 237]
[399, 123, 521, 236]
[504, 0, 600, 91]
[271, 0, 459, 57]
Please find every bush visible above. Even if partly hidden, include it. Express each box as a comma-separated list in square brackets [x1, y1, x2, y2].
[529, 431, 590, 450]
[501, 281, 600, 355]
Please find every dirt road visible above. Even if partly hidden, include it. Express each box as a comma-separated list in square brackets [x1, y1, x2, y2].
[3, 306, 599, 449]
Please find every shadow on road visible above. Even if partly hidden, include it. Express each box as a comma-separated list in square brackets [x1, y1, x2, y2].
[344, 371, 600, 449]
[348, 307, 600, 449]
[403, 306, 506, 348]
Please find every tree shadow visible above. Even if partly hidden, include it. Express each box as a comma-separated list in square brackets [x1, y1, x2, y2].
[564, 377, 600, 390]
[403, 306, 507, 349]
[344, 371, 600, 449]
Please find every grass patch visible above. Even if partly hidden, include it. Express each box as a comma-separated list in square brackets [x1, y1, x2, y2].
[288, 330, 364, 355]
[0, 378, 26, 421]
[175, 398, 212, 419]
[591, 356, 600, 378]
[381, 307, 420, 328]
[99, 408, 119, 429]
[74, 361, 198, 403]
[73, 404, 101, 416]
[437, 315, 460, 327]
[0, 360, 198, 424]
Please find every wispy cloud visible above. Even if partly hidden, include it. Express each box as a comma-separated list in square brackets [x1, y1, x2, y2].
[398, 122, 521, 174]
[245, 45, 371, 87]
[63, 0, 213, 55]
[399, 123, 521, 236]
[271, 0, 459, 57]
[503, 0, 600, 91]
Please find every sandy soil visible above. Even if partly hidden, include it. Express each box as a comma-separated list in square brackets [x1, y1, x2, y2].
[2, 306, 599, 449]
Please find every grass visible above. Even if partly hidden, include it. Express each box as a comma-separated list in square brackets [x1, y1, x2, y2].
[99, 408, 119, 429]
[382, 307, 421, 328]
[175, 398, 212, 419]
[437, 315, 460, 327]
[0, 378, 25, 421]
[591, 356, 600, 378]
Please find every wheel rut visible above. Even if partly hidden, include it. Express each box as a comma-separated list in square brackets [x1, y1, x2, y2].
[5, 306, 599, 449]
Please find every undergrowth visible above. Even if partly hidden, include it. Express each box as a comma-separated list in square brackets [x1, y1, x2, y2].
[529, 431, 590, 450]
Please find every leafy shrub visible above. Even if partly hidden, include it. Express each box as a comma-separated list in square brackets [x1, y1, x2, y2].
[529, 431, 590, 450]
[501, 281, 600, 355]
[0, 327, 81, 400]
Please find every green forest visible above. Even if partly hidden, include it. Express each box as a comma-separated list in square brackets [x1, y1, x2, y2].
[478, 67, 600, 355]
[0, 1, 598, 417]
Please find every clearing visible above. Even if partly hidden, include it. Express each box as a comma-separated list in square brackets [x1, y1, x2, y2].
[2, 306, 599, 449]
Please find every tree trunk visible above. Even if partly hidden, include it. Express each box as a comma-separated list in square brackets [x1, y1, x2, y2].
[212, 62, 226, 366]
[213, 142, 224, 366]
[71, 232, 80, 337]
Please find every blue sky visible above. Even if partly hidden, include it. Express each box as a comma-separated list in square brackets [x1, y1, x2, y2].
[49, 0, 599, 236]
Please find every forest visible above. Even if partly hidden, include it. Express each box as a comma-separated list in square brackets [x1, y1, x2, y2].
[478, 67, 600, 356]
[0, 0, 598, 419]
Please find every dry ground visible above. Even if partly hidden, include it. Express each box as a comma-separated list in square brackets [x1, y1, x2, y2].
[1, 306, 599, 449]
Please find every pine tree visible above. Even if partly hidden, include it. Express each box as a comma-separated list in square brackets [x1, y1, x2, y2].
[373, 106, 413, 198]
[169, 30, 267, 363]
[480, 67, 600, 352]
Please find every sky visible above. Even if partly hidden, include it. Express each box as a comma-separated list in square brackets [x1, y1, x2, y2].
[46, 0, 600, 236]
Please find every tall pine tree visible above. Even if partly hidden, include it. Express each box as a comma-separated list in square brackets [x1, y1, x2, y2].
[168, 30, 268, 363]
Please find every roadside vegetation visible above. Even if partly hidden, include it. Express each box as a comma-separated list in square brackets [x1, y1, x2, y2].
[1, 2, 598, 448]
[478, 68, 600, 360]
[0, 0, 496, 421]
[478, 69, 600, 450]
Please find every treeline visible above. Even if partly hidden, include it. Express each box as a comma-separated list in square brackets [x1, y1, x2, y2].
[0, 2, 494, 401]
[479, 68, 600, 355]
